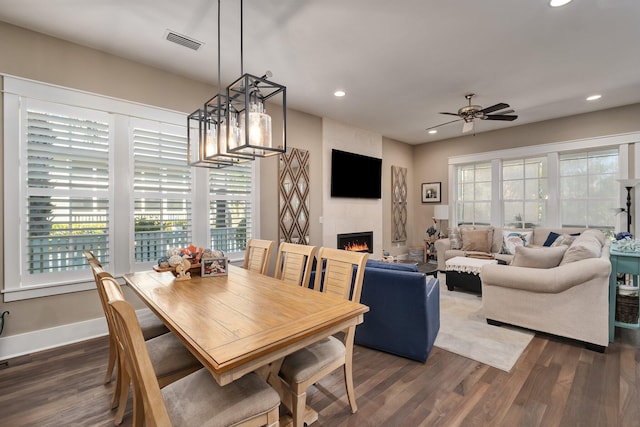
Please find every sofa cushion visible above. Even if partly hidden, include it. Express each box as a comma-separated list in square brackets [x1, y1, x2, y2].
[448, 227, 462, 250]
[501, 230, 533, 255]
[559, 229, 604, 265]
[511, 245, 568, 268]
[461, 228, 492, 252]
[366, 259, 419, 272]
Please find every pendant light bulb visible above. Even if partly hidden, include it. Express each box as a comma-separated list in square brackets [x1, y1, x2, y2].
[248, 101, 272, 148]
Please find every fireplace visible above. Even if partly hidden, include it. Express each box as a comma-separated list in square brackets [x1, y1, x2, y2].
[337, 231, 373, 253]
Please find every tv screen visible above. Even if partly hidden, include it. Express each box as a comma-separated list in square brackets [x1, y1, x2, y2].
[330, 149, 382, 199]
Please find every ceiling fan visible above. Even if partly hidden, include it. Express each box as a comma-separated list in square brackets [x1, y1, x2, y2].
[426, 93, 518, 134]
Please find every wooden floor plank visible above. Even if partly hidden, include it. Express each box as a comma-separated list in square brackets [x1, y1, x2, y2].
[0, 327, 638, 427]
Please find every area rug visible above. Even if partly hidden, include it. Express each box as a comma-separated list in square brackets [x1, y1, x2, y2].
[432, 275, 534, 372]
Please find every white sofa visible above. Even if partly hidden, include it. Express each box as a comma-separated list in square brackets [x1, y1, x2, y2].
[435, 226, 586, 272]
[480, 229, 611, 351]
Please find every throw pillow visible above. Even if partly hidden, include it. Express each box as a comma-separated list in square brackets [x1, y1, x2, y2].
[559, 229, 604, 265]
[511, 245, 568, 268]
[543, 232, 560, 247]
[448, 227, 462, 250]
[551, 234, 576, 247]
[501, 230, 533, 255]
[461, 228, 492, 252]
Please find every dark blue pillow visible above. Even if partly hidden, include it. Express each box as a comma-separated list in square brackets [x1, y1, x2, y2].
[543, 232, 560, 247]
[543, 231, 582, 246]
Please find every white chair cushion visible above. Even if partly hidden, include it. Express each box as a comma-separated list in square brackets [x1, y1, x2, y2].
[280, 336, 346, 383]
[162, 369, 280, 427]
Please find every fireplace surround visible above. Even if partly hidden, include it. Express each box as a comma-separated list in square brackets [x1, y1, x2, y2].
[337, 231, 373, 253]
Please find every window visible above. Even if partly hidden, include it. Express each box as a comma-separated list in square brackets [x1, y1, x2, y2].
[209, 163, 253, 256]
[449, 136, 631, 231]
[502, 157, 547, 228]
[23, 101, 111, 282]
[133, 120, 192, 262]
[456, 162, 492, 225]
[3, 77, 257, 301]
[559, 149, 618, 229]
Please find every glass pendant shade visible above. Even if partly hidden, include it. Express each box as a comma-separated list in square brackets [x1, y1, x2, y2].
[203, 94, 253, 165]
[227, 73, 286, 157]
[187, 108, 233, 168]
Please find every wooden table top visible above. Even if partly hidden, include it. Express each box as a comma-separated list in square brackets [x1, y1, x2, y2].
[123, 264, 369, 385]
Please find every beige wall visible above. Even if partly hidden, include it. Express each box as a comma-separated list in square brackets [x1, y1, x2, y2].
[258, 108, 324, 276]
[412, 103, 640, 243]
[382, 137, 414, 257]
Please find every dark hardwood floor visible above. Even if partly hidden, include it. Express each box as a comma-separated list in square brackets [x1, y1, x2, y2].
[0, 327, 638, 427]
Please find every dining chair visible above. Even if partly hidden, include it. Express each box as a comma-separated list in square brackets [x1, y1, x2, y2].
[86, 260, 169, 385]
[103, 278, 281, 427]
[93, 270, 201, 425]
[83, 249, 102, 267]
[278, 247, 369, 426]
[273, 242, 317, 287]
[242, 238, 275, 275]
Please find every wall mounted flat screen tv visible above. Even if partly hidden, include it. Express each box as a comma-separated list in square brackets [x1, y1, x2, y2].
[330, 149, 382, 199]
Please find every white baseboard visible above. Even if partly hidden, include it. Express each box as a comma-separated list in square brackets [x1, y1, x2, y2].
[0, 308, 151, 361]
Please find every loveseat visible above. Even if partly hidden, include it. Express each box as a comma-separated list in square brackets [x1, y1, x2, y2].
[353, 260, 440, 363]
[480, 229, 611, 351]
[435, 226, 586, 272]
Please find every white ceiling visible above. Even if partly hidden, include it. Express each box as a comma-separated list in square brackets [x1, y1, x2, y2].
[1, 0, 639, 144]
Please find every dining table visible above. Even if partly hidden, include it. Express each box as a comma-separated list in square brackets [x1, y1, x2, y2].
[123, 263, 369, 426]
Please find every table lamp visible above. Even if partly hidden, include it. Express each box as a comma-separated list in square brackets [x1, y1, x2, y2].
[433, 204, 449, 238]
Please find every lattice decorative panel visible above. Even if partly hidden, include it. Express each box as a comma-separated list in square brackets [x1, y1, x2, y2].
[278, 148, 310, 244]
[392, 165, 407, 242]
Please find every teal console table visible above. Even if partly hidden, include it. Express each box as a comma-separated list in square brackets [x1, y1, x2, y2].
[609, 249, 640, 341]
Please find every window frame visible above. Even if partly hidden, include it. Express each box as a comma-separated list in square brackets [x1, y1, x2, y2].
[3, 76, 258, 301]
[448, 134, 639, 231]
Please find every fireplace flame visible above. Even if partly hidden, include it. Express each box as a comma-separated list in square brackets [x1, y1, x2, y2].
[343, 242, 370, 252]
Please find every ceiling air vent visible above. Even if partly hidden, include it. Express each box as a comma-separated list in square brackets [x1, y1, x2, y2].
[165, 30, 203, 51]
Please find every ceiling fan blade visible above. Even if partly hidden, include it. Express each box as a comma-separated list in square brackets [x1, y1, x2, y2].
[480, 103, 510, 114]
[462, 121, 474, 133]
[439, 112, 460, 117]
[425, 118, 462, 131]
[483, 114, 518, 121]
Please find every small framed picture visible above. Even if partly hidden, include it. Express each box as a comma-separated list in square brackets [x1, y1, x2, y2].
[201, 257, 228, 277]
[421, 182, 441, 203]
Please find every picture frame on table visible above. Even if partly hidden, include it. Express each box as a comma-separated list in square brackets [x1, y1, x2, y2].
[421, 182, 441, 203]
[201, 257, 228, 277]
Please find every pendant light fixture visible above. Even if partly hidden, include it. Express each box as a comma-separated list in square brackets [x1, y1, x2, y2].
[226, 0, 286, 158]
[187, 0, 254, 168]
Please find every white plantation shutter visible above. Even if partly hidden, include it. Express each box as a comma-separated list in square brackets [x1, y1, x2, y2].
[26, 107, 110, 274]
[209, 163, 253, 254]
[559, 149, 618, 229]
[133, 121, 192, 262]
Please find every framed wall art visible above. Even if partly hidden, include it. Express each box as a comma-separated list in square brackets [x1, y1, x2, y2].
[421, 182, 441, 203]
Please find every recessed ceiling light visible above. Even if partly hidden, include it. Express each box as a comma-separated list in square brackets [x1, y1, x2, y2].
[549, 0, 572, 7]
[428, 129, 438, 134]
[586, 94, 602, 101]
[334, 90, 346, 97]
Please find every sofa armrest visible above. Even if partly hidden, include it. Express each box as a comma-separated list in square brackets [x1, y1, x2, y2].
[480, 257, 611, 293]
[435, 238, 451, 271]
